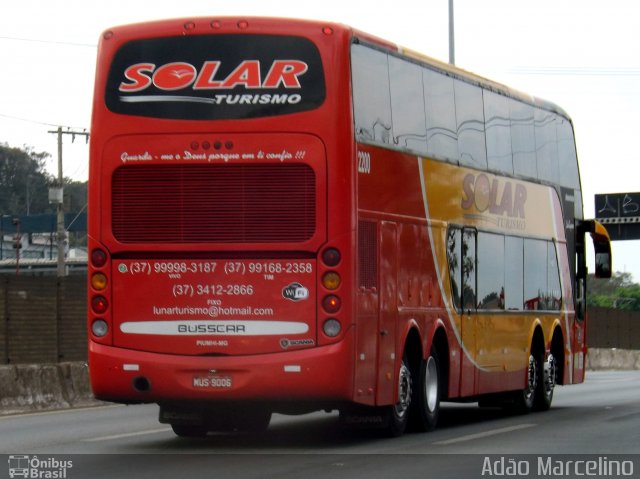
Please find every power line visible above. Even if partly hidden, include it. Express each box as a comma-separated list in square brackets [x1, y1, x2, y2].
[509, 66, 640, 76]
[0, 113, 88, 132]
[0, 35, 95, 48]
[0, 113, 60, 128]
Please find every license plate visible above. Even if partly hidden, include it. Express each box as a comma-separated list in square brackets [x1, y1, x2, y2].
[192, 375, 233, 389]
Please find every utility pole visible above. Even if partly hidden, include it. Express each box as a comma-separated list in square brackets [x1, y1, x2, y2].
[449, 0, 455, 65]
[47, 127, 89, 277]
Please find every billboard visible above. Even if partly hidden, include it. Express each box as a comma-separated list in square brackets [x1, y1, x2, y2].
[595, 193, 640, 241]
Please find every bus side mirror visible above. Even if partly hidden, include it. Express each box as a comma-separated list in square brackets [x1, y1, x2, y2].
[590, 221, 612, 279]
[594, 251, 611, 279]
[579, 219, 612, 279]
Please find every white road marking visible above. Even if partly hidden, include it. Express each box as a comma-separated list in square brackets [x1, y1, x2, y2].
[84, 427, 172, 442]
[0, 404, 122, 420]
[433, 423, 537, 445]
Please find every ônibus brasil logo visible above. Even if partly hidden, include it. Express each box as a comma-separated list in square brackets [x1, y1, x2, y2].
[119, 60, 309, 93]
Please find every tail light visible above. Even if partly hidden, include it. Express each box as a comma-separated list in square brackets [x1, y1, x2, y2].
[92, 319, 109, 337]
[92, 295, 109, 314]
[91, 273, 108, 291]
[322, 272, 341, 290]
[320, 247, 343, 341]
[89, 245, 111, 342]
[323, 319, 341, 337]
[322, 295, 341, 314]
[322, 247, 341, 267]
[91, 248, 107, 267]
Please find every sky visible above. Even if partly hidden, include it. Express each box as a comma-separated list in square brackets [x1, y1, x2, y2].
[1, 0, 639, 280]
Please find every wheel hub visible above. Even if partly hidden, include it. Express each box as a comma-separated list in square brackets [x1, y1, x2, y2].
[394, 362, 412, 418]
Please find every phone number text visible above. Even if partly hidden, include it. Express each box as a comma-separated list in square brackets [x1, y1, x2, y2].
[122, 261, 313, 276]
[173, 284, 254, 298]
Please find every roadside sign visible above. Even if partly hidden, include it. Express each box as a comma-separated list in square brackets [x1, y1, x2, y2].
[595, 193, 640, 241]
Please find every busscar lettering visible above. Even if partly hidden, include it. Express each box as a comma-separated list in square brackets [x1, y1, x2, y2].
[177, 324, 246, 334]
[119, 60, 308, 92]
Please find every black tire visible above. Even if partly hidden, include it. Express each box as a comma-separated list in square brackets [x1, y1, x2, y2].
[171, 424, 208, 438]
[533, 352, 556, 411]
[234, 409, 272, 433]
[385, 356, 412, 437]
[410, 347, 441, 432]
[513, 353, 537, 414]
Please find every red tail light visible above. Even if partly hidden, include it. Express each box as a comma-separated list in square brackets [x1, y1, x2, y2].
[91, 248, 108, 268]
[92, 295, 109, 314]
[322, 295, 341, 314]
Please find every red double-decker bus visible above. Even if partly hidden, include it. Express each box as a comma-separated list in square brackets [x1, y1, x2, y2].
[88, 17, 611, 437]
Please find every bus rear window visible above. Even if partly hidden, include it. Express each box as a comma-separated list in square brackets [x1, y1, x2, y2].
[105, 34, 326, 120]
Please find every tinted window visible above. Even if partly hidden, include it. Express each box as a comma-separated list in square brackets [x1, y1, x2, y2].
[535, 109, 559, 184]
[107, 35, 325, 120]
[547, 242, 562, 310]
[524, 239, 548, 310]
[484, 90, 513, 174]
[447, 228, 462, 310]
[510, 100, 537, 178]
[389, 56, 427, 152]
[477, 232, 505, 310]
[447, 227, 476, 311]
[462, 229, 477, 310]
[454, 80, 487, 169]
[557, 118, 580, 189]
[452, 231, 561, 313]
[352, 45, 392, 144]
[424, 69, 459, 160]
[505, 236, 524, 310]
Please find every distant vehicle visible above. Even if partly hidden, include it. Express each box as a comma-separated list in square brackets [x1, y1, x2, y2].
[88, 17, 611, 437]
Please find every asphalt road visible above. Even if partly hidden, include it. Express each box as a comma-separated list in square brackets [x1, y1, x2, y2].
[1, 371, 639, 478]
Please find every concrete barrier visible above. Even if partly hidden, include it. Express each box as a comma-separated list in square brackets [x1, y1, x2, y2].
[0, 362, 100, 415]
[0, 349, 638, 415]
[586, 348, 640, 371]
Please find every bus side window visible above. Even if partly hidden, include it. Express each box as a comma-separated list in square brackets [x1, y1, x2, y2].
[424, 69, 459, 161]
[447, 227, 462, 311]
[505, 236, 524, 310]
[461, 229, 477, 311]
[484, 90, 513, 175]
[454, 80, 487, 170]
[447, 226, 477, 312]
[510, 100, 537, 179]
[477, 232, 505, 310]
[351, 45, 392, 145]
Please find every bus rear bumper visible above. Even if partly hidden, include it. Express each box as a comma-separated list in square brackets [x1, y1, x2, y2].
[88, 338, 354, 407]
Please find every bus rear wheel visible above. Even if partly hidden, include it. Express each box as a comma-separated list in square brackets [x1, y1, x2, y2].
[534, 353, 556, 411]
[385, 356, 412, 437]
[513, 352, 538, 413]
[410, 347, 441, 432]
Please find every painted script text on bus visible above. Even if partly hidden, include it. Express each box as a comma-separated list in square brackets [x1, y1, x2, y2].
[119, 60, 309, 92]
[461, 173, 527, 218]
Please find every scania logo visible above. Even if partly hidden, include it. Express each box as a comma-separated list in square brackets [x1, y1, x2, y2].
[280, 338, 315, 349]
[119, 60, 309, 93]
[282, 282, 309, 302]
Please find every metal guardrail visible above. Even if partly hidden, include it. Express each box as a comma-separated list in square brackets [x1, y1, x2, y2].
[0, 258, 87, 274]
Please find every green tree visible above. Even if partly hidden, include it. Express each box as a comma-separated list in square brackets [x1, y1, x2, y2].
[0, 143, 53, 215]
[0, 143, 87, 216]
[64, 179, 88, 213]
[588, 271, 640, 311]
